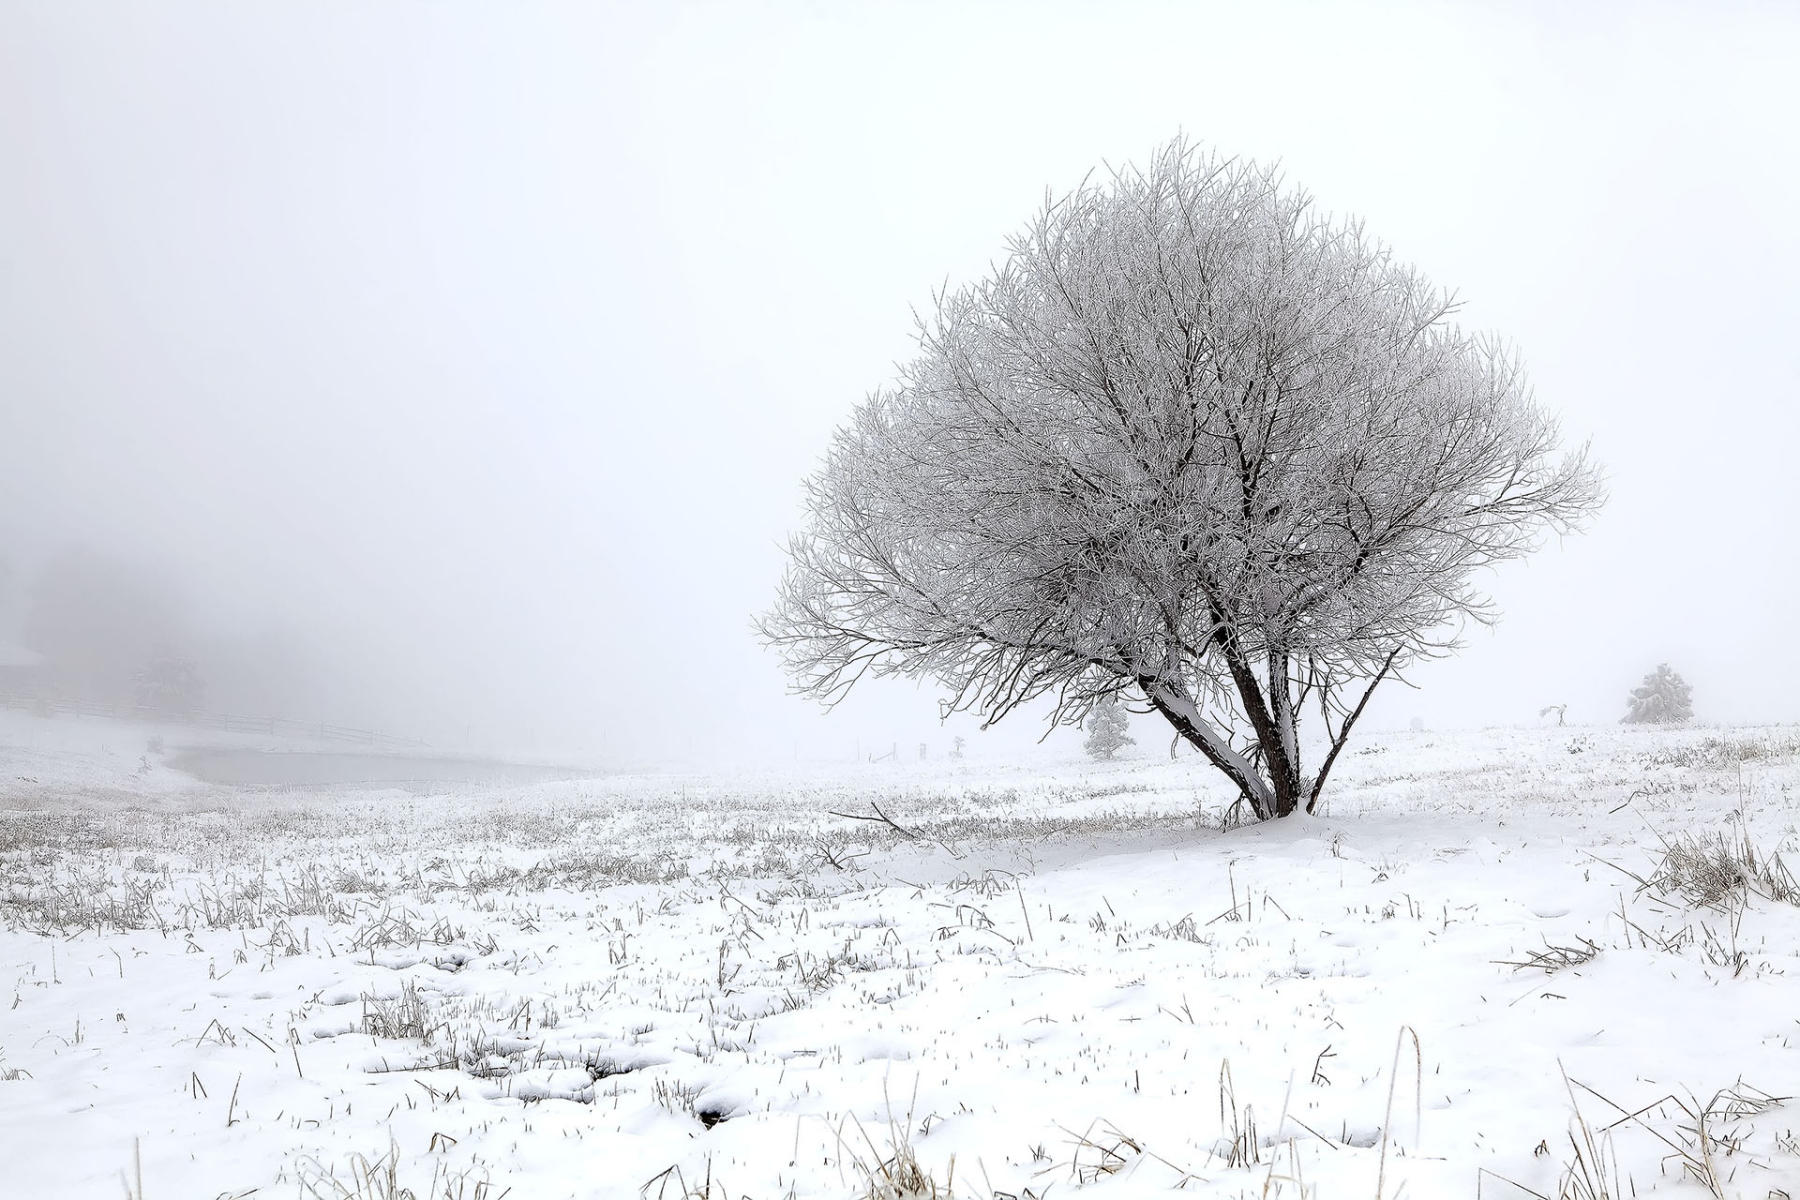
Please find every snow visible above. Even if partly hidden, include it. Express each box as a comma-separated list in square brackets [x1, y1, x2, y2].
[4, 715, 1800, 1197]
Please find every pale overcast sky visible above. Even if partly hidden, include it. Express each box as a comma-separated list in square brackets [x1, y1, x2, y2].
[2, 2, 1796, 764]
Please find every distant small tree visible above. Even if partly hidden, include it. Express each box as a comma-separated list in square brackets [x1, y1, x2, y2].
[1538, 703, 1567, 727]
[1084, 699, 1135, 760]
[133, 652, 204, 716]
[1622, 664, 1692, 725]
[950, 735, 966, 760]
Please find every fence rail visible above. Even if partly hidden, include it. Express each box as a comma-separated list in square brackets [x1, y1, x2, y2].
[0, 692, 428, 750]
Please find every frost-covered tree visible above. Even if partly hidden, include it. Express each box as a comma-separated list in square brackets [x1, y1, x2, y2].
[1083, 699, 1134, 760]
[1622, 664, 1692, 725]
[760, 138, 1604, 821]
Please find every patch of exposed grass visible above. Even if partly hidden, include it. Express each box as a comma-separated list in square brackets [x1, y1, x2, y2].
[1645, 732, 1800, 770]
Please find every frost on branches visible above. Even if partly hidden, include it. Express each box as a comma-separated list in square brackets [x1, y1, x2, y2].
[1622, 664, 1693, 725]
[1083, 699, 1134, 761]
[760, 138, 1604, 821]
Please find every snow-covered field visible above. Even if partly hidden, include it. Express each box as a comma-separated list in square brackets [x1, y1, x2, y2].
[5, 712, 1800, 1199]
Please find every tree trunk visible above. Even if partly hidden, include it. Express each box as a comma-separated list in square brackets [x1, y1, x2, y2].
[1214, 643, 1303, 819]
[1141, 680, 1278, 818]
[1264, 650, 1305, 818]
[1143, 655, 1311, 821]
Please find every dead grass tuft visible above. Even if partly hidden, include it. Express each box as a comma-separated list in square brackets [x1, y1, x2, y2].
[1647, 821, 1799, 910]
[1484, 1070, 1790, 1200]
[1496, 936, 1602, 974]
[1215, 1059, 1260, 1168]
[292, 1138, 508, 1199]
[835, 1083, 958, 1200]
[639, 1160, 741, 1200]
[361, 980, 436, 1042]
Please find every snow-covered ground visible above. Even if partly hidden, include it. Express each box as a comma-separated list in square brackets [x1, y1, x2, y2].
[4, 713, 1800, 1198]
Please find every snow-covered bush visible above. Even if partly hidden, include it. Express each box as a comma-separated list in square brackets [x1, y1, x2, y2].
[1622, 663, 1693, 725]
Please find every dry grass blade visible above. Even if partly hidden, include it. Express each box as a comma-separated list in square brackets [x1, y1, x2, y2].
[639, 1160, 731, 1200]
[1495, 936, 1602, 973]
[1050, 1119, 1203, 1188]
[1557, 1068, 1624, 1200]
[1216, 1059, 1260, 1168]
[1056, 1119, 1146, 1185]
[1375, 1026, 1421, 1200]
[1566, 1072, 1790, 1199]
[1702, 1080, 1789, 1121]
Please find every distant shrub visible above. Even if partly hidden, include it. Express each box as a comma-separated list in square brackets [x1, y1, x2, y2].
[1622, 663, 1692, 725]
